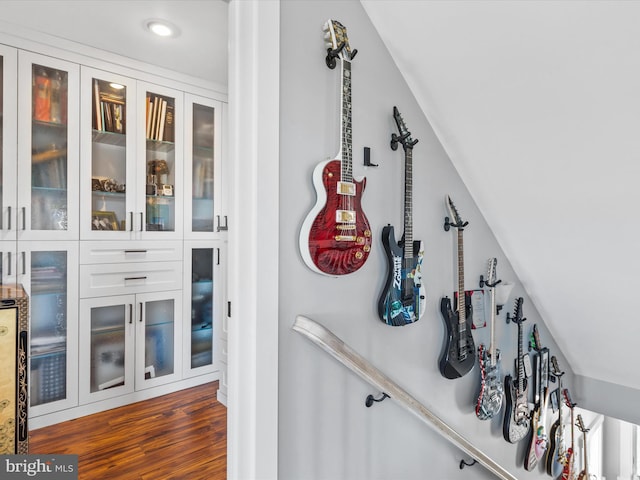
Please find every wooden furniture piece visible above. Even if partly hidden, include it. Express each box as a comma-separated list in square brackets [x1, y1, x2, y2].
[0, 284, 29, 454]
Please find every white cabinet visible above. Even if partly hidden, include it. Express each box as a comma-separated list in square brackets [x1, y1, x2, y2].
[17, 51, 79, 241]
[0, 45, 17, 244]
[137, 81, 184, 239]
[79, 290, 182, 405]
[184, 95, 225, 238]
[183, 241, 225, 379]
[19, 241, 79, 416]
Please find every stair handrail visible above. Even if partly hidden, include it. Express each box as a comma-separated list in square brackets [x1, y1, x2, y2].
[292, 315, 517, 480]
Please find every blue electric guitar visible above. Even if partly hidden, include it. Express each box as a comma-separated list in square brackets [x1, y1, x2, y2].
[378, 106, 425, 326]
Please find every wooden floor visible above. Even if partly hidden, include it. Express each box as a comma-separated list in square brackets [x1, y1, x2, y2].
[29, 382, 227, 480]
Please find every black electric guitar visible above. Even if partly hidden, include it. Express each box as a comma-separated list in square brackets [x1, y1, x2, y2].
[439, 196, 475, 379]
[378, 106, 425, 326]
[546, 357, 568, 477]
[503, 297, 531, 443]
[475, 258, 504, 419]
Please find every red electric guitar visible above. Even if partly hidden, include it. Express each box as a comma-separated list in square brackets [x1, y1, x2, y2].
[562, 389, 577, 480]
[299, 19, 372, 276]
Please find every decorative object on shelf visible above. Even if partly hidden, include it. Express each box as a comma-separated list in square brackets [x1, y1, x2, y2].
[0, 285, 29, 454]
[439, 195, 475, 379]
[378, 106, 424, 326]
[298, 19, 372, 276]
[503, 297, 531, 443]
[475, 258, 504, 420]
[91, 210, 119, 230]
[52, 205, 68, 230]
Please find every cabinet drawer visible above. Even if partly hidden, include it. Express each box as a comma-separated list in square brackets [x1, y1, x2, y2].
[80, 261, 182, 298]
[80, 241, 182, 265]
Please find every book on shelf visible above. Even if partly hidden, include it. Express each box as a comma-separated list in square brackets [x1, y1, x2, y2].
[93, 79, 102, 130]
[93, 80, 126, 134]
[164, 103, 175, 142]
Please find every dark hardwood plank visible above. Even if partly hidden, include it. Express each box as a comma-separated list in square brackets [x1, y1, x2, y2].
[29, 382, 226, 480]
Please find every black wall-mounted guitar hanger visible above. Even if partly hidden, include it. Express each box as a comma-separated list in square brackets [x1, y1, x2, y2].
[444, 217, 468, 231]
[325, 42, 358, 69]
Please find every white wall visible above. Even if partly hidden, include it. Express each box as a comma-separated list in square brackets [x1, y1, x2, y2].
[278, 1, 574, 479]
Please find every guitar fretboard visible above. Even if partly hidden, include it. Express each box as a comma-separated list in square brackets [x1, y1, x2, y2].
[404, 148, 413, 258]
[340, 60, 353, 183]
[517, 321, 524, 394]
[457, 230, 465, 325]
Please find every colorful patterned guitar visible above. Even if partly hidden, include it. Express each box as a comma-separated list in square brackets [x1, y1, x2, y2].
[378, 106, 425, 325]
[299, 19, 372, 276]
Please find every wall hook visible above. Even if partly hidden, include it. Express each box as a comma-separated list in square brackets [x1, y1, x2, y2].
[444, 216, 468, 232]
[365, 392, 389, 407]
[325, 42, 357, 69]
[363, 147, 377, 167]
[459, 458, 477, 470]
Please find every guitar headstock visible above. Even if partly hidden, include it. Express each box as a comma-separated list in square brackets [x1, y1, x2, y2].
[323, 20, 356, 68]
[391, 106, 418, 152]
[444, 195, 468, 231]
[512, 297, 526, 324]
[486, 258, 498, 287]
[576, 414, 589, 433]
[550, 356, 564, 377]
[563, 388, 576, 409]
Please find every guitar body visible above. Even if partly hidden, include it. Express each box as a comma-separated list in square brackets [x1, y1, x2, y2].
[300, 158, 372, 276]
[439, 296, 475, 379]
[546, 419, 565, 477]
[562, 447, 574, 480]
[378, 225, 425, 326]
[503, 374, 530, 443]
[475, 344, 503, 419]
[524, 410, 540, 471]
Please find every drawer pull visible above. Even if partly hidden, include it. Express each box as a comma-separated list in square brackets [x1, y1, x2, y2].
[124, 276, 147, 281]
[124, 250, 148, 254]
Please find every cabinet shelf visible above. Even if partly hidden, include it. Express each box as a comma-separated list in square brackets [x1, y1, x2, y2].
[92, 129, 126, 147]
[33, 119, 67, 130]
[146, 138, 175, 153]
[32, 186, 67, 194]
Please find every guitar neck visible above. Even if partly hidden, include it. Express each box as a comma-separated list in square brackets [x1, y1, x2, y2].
[489, 286, 496, 362]
[517, 322, 524, 393]
[340, 59, 353, 182]
[457, 230, 465, 326]
[582, 431, 589, 476]
[404, 148, 413, 258]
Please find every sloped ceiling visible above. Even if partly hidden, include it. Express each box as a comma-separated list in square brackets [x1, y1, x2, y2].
[361, 0, 640, 407]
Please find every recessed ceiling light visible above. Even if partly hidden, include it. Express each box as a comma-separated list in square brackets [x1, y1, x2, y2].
[145, 19, 180, 38]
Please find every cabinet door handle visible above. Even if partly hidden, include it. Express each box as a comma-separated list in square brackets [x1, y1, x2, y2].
[124, 276, 147, 281]
[21, 207, 26, 230]
[129, 211, 134, 232]
[21, 251, 25, 275]
[216, 215, 229, 232]
[139, 302, 143, 322]
[140, 212, 144, 232]
[7, 206, 11, 231]
[7, 252, 11, 276]
[216, 248, 220, 265]
[129, 304, 133, 324]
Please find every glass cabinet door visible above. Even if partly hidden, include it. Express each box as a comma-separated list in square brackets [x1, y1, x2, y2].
[184, 95, 223, 238]
[0, 46, 17, 243]
[138, 82, 183, 239]
[79, 295, 135, 404]
[21, 242, 79, 415]
[18, 52, 79, 240]
[80, 68, 136, 239]
[136, 290, 182, 389]
[183, 241, 223, 378]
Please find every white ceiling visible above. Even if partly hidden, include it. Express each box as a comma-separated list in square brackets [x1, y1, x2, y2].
[361, 0, 640, 398]
[2, 0, 637, 414]
[0, 0, 228, 87]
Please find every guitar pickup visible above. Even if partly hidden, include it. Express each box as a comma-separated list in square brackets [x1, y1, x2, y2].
[336, 210, 356, 223]
[334, 235, 356, 241]
[336, 181, 355, 196]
